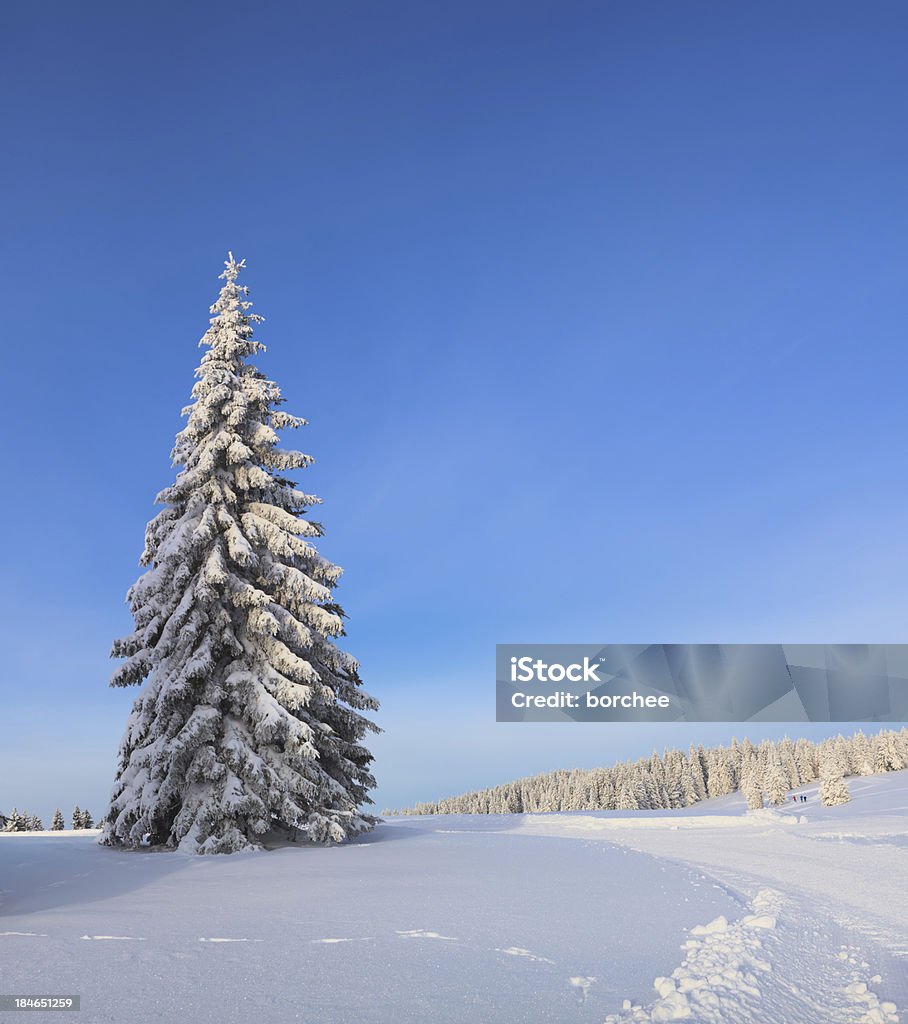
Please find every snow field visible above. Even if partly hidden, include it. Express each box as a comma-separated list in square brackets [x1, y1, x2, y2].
[0, 824, 738, 1023]
[1, 772, 905, 1022]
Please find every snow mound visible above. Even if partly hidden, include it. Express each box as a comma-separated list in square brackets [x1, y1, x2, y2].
[604, 889, 900, 1024]
[521, 809, 800, 832]
[605, 890, 780, 1023]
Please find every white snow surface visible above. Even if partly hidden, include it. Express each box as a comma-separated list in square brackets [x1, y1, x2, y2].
[1, 772, 906, 1023]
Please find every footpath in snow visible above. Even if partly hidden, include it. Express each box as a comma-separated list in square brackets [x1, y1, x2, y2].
[515, 773, 908, 954]
[515, 771, 908, 1023]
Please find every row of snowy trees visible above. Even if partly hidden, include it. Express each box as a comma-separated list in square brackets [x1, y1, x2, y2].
[387, 727, 908, 816]
[1, 807, 95, 831]
[2, 810, 45, 832]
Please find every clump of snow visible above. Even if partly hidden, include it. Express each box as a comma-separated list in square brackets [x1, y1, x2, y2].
[495, 945, 555, 963]
[741, 914, 776, 930]
[569, 976, 596, 1004]
[690, 915, 728, 936]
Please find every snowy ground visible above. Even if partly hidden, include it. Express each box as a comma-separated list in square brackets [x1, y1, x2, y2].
[1, 774, 906, 1024]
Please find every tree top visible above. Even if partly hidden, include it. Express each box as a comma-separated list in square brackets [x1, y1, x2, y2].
[220, 252, 246, 282]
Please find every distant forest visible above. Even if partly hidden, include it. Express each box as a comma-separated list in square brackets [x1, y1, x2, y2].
[385, 727, 908, 815]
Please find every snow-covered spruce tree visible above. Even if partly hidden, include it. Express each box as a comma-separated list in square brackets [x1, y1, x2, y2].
[707, 748, 734, 797]
[764, 757, 789, 807]
[740, 768, 764, 812]
[874, 731, 905, 773]
[819, 757, 851, 806]
[51, 809, 65, 831]
[101, 255, 379, 854]
[819, 771, 850, 807]
[851, 730, 875, 776]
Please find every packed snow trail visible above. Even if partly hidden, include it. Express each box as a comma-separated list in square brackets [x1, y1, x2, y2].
[515, 773, 908, 959]
[511, 772, 908, 1021]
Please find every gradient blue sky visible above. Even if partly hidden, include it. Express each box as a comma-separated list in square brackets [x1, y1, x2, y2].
[2, 2, 907, 821]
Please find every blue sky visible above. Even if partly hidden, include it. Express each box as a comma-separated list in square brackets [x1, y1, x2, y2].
[2, 1, 908, 821]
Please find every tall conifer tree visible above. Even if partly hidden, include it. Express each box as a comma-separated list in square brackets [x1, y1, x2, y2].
[101, 256, 378, 853]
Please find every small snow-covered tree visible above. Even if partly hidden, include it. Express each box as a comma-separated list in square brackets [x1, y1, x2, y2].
[687, 745, 707, 801]
[51, 809, 65, 831]
[615, 781, 639, 811]
[778, 738, 801, 788]
[598, 771, 616, 810]
[79, 809, 94, 829]
[819, 760, 850, 806]
[706, 748, 734, 797]
[794, 737, 818, 782]
[101, 256, 379, 854]
[849, 731, 875, 776]
[663, 751, 683, 809]
[833, 735, 854, 777]
[819, 773, 850, 806]
[679, 758, 699, 807]
[874, 731, 905, 773]
[745, 784, 764, 812]
[764, 757, 789, 806]
[818, 745, 851, 807]
[28, 815, 43, 831]
[739, 767, 764, 811]
[72, 806, 81, 830]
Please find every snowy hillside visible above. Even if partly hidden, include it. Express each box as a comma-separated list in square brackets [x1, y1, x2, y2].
[1, 773, 906, 1023]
